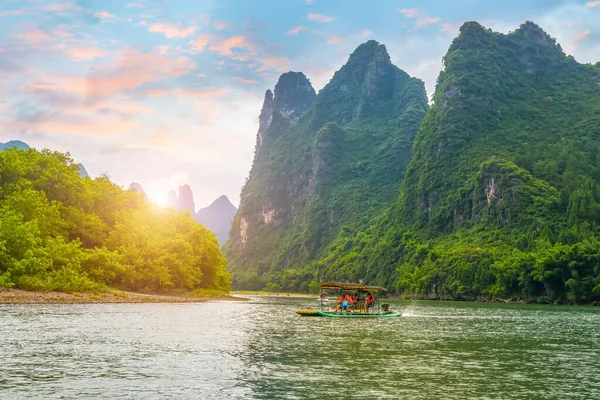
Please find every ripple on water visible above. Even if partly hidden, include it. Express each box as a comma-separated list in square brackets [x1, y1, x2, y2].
[1, 298, 600, 399]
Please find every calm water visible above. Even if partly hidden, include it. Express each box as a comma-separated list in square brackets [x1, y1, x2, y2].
[1, 296, 600, 399]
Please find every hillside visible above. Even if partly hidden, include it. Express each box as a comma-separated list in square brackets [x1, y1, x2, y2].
[318, 21, 600, 303]
[195, 196, 237, 245]
[224, 41, 429, 291]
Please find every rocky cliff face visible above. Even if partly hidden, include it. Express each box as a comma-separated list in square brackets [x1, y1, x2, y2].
[195, 195, 237, 245]
[224, 41, 429, 291]
[256, 72, 316, 152]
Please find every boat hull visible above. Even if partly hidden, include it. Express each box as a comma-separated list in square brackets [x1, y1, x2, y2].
[295, 310, 402, 318]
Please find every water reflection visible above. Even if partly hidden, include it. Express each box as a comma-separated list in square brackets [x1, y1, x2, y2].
[1, 298, 600, 399]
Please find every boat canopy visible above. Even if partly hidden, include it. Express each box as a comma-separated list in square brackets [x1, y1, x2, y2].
[318, 281, 387, 292]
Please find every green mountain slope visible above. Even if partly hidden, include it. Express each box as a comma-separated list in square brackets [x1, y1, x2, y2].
[319, 21, 600, 303]
[224, 41, 429, 291]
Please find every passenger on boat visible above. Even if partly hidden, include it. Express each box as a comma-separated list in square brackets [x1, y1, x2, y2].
[333, 295, 344, 313]
[352, 293, 360, 312]
[365, 293, 375, 313]
[343, 294, 352, 313]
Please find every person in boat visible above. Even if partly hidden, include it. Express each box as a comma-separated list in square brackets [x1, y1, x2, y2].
[343, 293, 352, 313]
[333, 294, 344, 313]
[365, 292, 375, 313]
[352, 292, 360, 312]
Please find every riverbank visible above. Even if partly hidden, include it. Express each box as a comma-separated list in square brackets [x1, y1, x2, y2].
[0, 289, 245, 304]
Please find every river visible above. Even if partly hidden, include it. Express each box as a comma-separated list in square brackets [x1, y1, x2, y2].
[1, 296, 600, 399]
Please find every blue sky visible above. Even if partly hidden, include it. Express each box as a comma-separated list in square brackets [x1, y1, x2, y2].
[0, 0, 598, 208]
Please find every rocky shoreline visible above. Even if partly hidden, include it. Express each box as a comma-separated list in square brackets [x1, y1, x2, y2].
[0, 289, 243, 304]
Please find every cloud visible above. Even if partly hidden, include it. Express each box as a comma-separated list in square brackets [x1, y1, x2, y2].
[149, 22, 197, 38]
[441, 22, 462, 35]
[255, 57, 291, 72]
[306, 13, 333, 23]
[55, 44, 109, 61]
[415, 16, 441, 28]
[94, 11, 116, 20]
[231, 77, 258, 85]
[567, 20, 582, 27]
[326, 35, 343, 44]
[573, 30, 591, 41]
[209, 35, 257, 60]
[358, 29, 372, 37]
[305, 0, 315, 4]
[143, 88, 228, 98]
[213, 21, 229, 31]
[586, 1, 600, 8]
[0, 10, 25, 16]
[126, 2, 145, 8]
[191, 33, 214, 53]
[287, 26, 306, 36]
[399, 8, 419, 18]
[23, 49, 196, 97]
[40, 2, 80, 12]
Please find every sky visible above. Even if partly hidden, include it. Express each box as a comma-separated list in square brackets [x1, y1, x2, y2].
[0, 0, 599, 209]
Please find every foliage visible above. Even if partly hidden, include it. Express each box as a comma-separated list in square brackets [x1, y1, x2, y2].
[315, 22, 600, 303]
[0, 148, 230, 293]
[228, 22, 600, 304]
[224, 40, 429, 292]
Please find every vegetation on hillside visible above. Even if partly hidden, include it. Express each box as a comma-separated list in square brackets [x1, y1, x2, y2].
[0, 148, 230, 293]
[317, 22, 600, 303]
[224, 42, 429, 291]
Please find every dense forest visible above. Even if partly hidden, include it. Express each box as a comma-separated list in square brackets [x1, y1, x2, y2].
[227, 21, 600, 303]
[0, 148, 230, 293]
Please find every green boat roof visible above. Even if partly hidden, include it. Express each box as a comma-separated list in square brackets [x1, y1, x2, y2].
[319, 281, 387, 292]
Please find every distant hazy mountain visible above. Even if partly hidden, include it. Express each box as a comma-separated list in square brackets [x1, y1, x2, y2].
[167, 184, 195, 214]
[195, 195, 237, 245]
[0, 140, 90, 178]
[77, 163, 88, 178]
[0, 140, 30, 151]
[128, 182, 146, 196]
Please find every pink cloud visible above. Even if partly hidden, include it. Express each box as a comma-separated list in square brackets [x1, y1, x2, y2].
[415, 16, 441, 28]
[255, 57, 291, 72]
[191, 33, 214, 53]
[144, 88, 228, 98]
[55, 44, 109, 61]
[399, 8, 419, 18]
[209, 35, 257, 59]
[23, 49, 196, 97]
[286, 26, 306, 35]
[149, 22, 197, 38]
[305, 0, 315, 4]
[441, 22, 462, 35]
[231, 77, 258, 85]
[306, 13, 333, 22]
[213, 21, 229, 31]
[0, 10, 25, 16]
[358, 29, 372, 37]
[40, 2, 81, 12]
[38, 119, 137, 135]
[94, 11, 116, 20]
[326, 35, 343, 44]
[586, 1, 600, 7]
[573, 30, 591, 41]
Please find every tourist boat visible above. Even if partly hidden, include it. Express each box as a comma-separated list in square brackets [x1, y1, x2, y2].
[295, 282, 402, 318]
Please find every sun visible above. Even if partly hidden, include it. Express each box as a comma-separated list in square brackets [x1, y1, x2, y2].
[145, 189, 168, 207]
